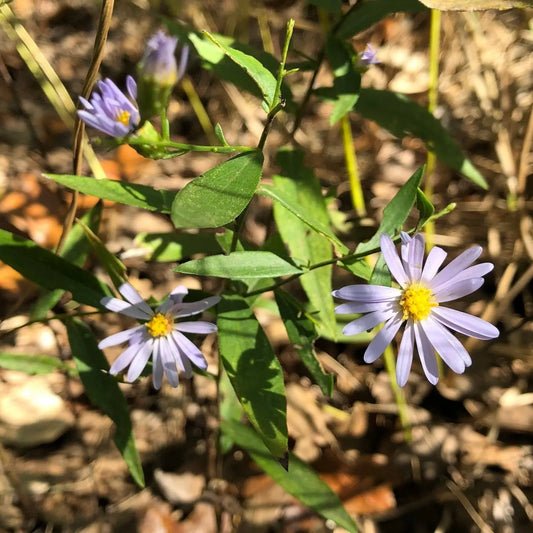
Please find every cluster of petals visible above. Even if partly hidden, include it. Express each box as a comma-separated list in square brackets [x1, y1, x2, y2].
[333, 233, 499, 386]
[359, 43, 379, 66]
[140, 30, 188, 85]
[78, 76, 140, 138]
[99, 283, 220, 389]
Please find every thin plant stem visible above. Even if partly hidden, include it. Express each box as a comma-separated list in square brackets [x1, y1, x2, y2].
[341, 114, 366, 217]
[382, 344, 412, 442]
[424, 8, 442, 249]
[181, 75, 218, 145]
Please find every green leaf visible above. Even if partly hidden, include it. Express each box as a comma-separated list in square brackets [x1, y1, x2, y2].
[415, 188, 435, 229]
[176, 251, 302, 279]
[273, 149, 337, 339]
[221, 420, 358, 533]
[355, 89, 487, 188]
[66, 319, 144, 487]
[324, 37, 361, 125]
[356, 167, 424, 254]
[31, 203, 103, 320]
[45, 174, 175, 213]
[218, 295, 287, 458]
[275, 290, 333, 396]
[135, 232, 221, 262]
[171, 152, 263, 229]
[419, 0, 533, 9]
[0, 353, 76, 376]
[203, 31, 278, 109]
[307, 0, 343, 14]
[0, 229, 111, 308]
[259, 185, 347, 254]
[166, 22, 295, 111]
[336, 0, 427, 39]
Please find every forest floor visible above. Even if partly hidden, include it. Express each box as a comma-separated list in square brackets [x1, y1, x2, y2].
[0, 1, 532, 532]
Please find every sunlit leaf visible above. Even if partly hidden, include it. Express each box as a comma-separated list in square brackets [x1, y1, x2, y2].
[171, 152, 263, 229]
[0, 229, 111, 308]
[45, 174, 174, 213]
[176, 251, 302, 279]
[0, 353, 76, 376]
[273, 149, 337, 339]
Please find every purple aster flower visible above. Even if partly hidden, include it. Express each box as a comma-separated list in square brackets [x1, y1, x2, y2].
[333, 233, 499, 386]
[359, 44, 379, 67]
[99, 283, 220, 389]
[78, 76, 140, 138]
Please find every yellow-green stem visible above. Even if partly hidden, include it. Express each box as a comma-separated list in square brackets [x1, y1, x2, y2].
[341, 114, 366, 217]
[181, 76, 218, 145]
[424, 8, 441, 249]
[383, 344, 412, 442]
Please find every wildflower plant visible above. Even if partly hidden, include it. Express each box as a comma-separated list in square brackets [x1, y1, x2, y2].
[78, 76, 140, 137]
[99, 283, 219, 389]
[333, 232, 499, 386]
[0, 2, 510, 530]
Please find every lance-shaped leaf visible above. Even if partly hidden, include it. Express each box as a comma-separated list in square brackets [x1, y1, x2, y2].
[218, 294, 287, 458]
[176, 251, 302, 279]
[336, 0, 426, 39]
[356, 167, 424, 255]
[31, 203, 103, 321]
[273, 149, 337, 339]
[0, 353, 76, 376]
[275, 290, 333, 396]
[221, 420, 358, 533]
[45, 174, 175, 213]
[66, 319, 144, 487]
[171, 152, 263, 229]
[258, 184, 348, 254]
[354, 89, 487, 188]
[0, 229, 110, 308]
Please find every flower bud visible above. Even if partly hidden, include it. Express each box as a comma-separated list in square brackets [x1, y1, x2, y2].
[137, 31, 188, 121]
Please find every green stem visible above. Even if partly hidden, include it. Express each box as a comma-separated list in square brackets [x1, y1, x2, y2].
[340, 114, 366, 217]
[383, 344, 412, 442]
[271, 19, 294, 113]
[127, 138, 256, 154]
[424, 8, 441, 249]
[160, 107, 170, 141]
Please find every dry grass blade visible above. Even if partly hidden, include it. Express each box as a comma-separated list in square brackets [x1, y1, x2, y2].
[0, 4, 105, 180]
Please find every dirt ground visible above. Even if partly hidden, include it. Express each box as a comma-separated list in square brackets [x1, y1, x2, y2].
[0, 1, 532, 532]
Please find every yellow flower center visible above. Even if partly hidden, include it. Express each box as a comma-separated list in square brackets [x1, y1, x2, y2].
[146, 313, 173, 338]
[399, 283, 437, 322]
[116, 110, 131, 126]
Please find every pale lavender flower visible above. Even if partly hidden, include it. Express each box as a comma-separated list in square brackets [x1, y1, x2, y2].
[139, 31, 180, 85]
[359, 44, 379, 67]
[99, 283, 220, 389]
[78, 76, 140, 137]
[333, 233, 499, 386]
